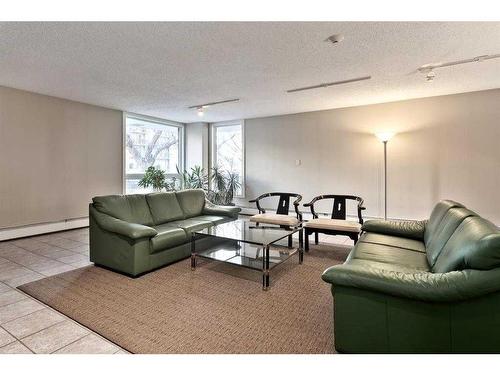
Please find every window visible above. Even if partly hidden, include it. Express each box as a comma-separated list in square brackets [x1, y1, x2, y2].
[211, 120, 245, 197]
[124, 114, 183, 194]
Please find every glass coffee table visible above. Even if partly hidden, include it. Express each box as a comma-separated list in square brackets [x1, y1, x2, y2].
[191, 219, 303, 290]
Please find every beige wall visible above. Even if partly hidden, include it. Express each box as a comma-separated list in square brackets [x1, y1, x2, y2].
[185, 122, 209, 171]
[0, 86, 123, 228]
[237, 89, 500, 224]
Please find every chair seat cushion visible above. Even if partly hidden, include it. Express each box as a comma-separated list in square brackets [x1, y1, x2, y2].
[150, 225, 188, 253]
[249, 213, 300, 227]
[305, 218, 361, 233]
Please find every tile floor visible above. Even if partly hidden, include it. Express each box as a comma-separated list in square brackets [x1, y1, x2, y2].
[0, 225, 352, 354]
[0, 228, 126, 354]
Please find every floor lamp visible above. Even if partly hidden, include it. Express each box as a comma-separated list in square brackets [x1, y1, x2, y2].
[376, 132, 395, 220]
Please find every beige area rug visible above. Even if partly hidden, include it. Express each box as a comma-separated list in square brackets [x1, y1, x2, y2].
[18, 243, 351, 354]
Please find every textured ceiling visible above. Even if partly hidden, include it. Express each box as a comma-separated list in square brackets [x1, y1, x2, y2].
[1, 22, 499, 123]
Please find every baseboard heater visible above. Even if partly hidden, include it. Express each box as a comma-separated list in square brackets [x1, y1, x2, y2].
[0, 217, 89, 241]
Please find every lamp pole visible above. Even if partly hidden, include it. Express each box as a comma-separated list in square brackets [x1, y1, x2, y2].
[375, 132, 394, 221]
[383, 140, 388, 220]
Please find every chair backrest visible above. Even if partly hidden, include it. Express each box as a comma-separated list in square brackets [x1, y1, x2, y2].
[275, 193, 299, 215]
[249, 192, 303, 219]
[305, 195, 365, 223]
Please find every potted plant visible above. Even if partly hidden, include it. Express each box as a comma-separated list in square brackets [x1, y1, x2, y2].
[140, 165, 241, 206]
[138, 166, 166, 192]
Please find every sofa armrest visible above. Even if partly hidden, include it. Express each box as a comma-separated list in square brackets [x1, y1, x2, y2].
[321, 263, 500, 302]
[90, 206, 157, 240]
[203, 201, 241, 218]
[361, 219, 426, 240]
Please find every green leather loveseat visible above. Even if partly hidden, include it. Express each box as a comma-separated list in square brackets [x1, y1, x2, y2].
[89, 189, 240, 277]
[322, 200, 500, 353]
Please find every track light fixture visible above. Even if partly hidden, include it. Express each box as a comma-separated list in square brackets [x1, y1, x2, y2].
[426, 70, 435, 82]
[418, 53, 500, 82]
[188, 98, 240, 116]
[286, 76, 371, 93]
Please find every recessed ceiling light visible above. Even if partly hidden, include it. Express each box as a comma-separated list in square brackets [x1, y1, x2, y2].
[325, 34, 344, 45]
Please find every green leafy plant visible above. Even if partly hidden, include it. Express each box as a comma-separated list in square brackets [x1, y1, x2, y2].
[207, 167, 241, 205]
[177, 165, 209, 190]
[138, 166, 166, 191]
[139, 165, 240, 205]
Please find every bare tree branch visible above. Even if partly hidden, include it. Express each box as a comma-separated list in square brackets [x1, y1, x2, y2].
[126, 128, 179, 171]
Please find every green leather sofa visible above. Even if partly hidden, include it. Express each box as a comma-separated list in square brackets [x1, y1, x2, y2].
[322, 200, 500, 353]
[89, 189, 240, 277]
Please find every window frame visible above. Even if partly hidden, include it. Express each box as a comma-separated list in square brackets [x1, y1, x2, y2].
[209, 119, 245, 198]
[122, 112, 185, 194]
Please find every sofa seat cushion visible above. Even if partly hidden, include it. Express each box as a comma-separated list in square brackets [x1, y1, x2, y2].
[347, 258, 430, 275]
[196, 215, 231, 225]
[348, 242, 430, 271]
[150, 225, 188, 253]
[359, 233, 426, 253]
[305, 218, 361, 232]
[93, 194, 154, 226]
[250, 213, 299, 227]
[146, 192, 185, 224]
[166, 218, 213, 233]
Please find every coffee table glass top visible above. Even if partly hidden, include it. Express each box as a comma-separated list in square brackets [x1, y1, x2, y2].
[194, 219, 300, 246]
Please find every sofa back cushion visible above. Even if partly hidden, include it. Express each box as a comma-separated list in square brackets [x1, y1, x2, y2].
[175, 189, 205, 218]
[432, 216, 500, 273]
[424, 200, 464, 245]
[92, 194, 154, 226]
[146, 192, 185, 224]
[425, 207, 475, 267]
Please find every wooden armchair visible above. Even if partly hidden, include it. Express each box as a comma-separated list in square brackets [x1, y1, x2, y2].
[248, 192, 303, 247]
[303, 195, 365, 250]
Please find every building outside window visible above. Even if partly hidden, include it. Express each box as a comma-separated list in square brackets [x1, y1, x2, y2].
[124, 114, 184, 194]
[211, 120, 245, 197]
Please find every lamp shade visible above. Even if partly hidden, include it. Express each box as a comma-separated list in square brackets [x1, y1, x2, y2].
[376, 132, 395, 142]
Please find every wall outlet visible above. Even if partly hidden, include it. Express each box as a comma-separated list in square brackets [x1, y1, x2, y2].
[295, 159, 301, 166]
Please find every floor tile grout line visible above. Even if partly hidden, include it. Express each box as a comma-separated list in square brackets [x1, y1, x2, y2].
[0, 242, 88, 274]
[0, 257, 47, 278]
[20, 339, 35, 353]
[0, 229, 115, 354]
[7, 240, 88, 264]
[15, 288, 124, 352]
[2, 313, 67, 341]
[49, 332, 92, 354]
[0, 339, 15, 350]
[0, 248, 64, 270]
[0, 339, 35, 353]
[0, 292, 29, 308]
[10, 230, 88, 244]
[0, 302, 46, 325]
